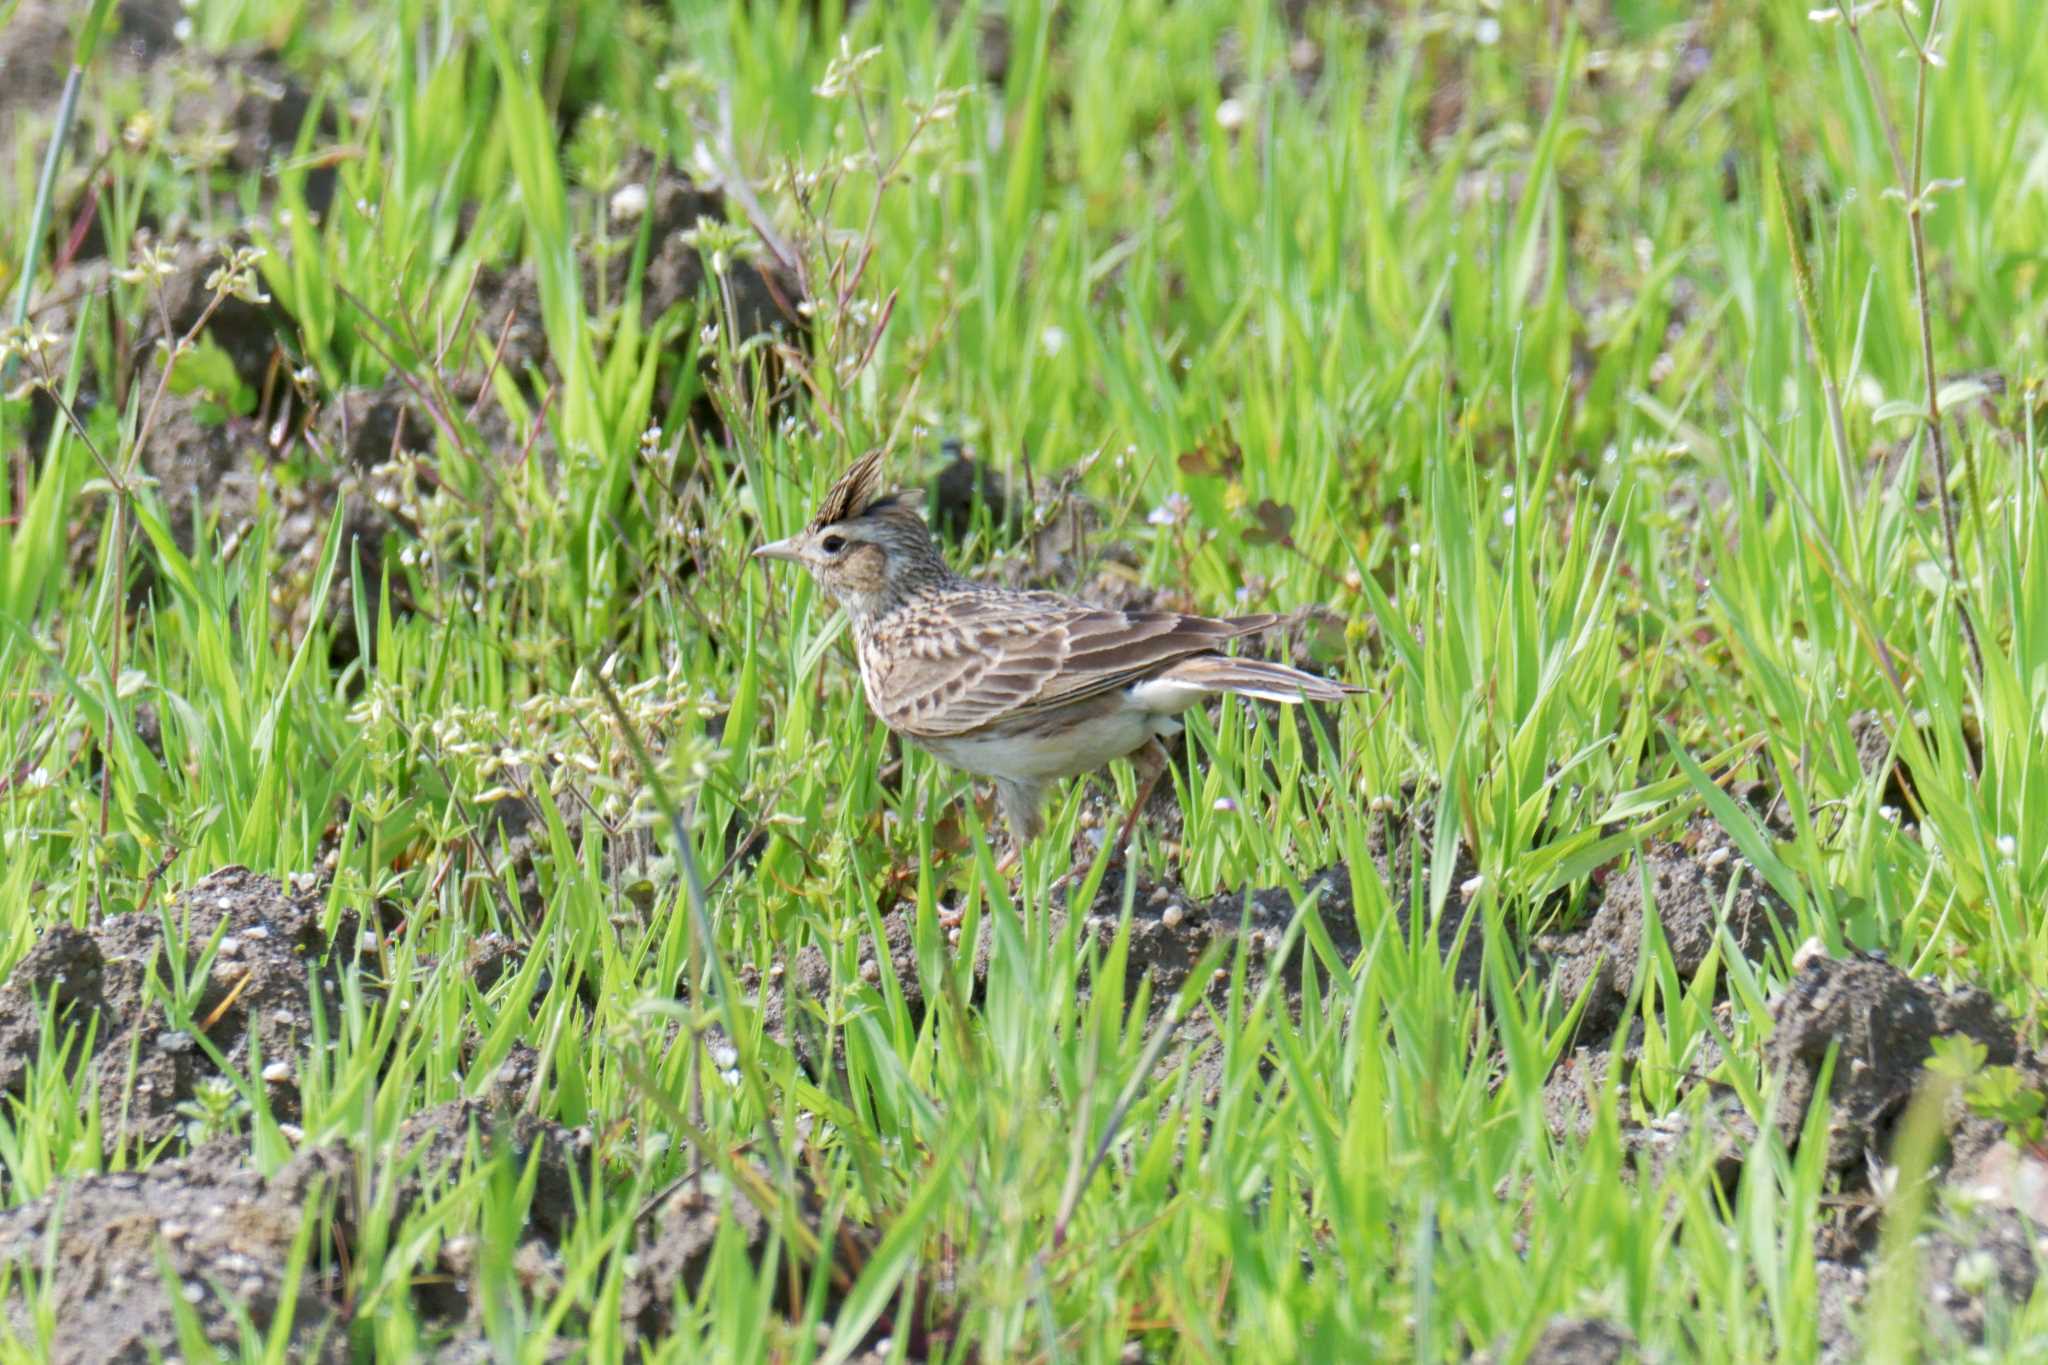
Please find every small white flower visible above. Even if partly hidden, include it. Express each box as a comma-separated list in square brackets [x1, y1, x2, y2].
[609, 183, 649, 222]
[1212, 796, 1238, 813]
[1997, 834, 2018, 858]
[1215, 98, 1247, 132]
[1147, 492, 1192, 528]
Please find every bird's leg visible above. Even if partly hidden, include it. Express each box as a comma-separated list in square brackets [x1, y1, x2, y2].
[1110, 737, 1172, 865]
[933, 779, 1039, 928]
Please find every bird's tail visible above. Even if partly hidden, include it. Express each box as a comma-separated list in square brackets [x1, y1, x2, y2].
[1138, 653, 1365, 707]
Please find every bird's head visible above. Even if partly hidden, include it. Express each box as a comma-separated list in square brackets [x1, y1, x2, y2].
[752, 451, 950, 620]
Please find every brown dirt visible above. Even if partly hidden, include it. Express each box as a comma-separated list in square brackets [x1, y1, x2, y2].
[52, 379, 420, 653]
[268, 384, 427, 651]
[1511, 1317, 1641, 1365]
[8, 9, 331, 224]
[927, 441, 1014, 544]
[1535, 813, 1793, 1049]
[609, 158, 801, 341]
[1541, 931, 2041, 1358]
[470, 157, 806, 421]
[759, 789, 1478, 1099]
[1533, 809, 1793, 1162]
[0, 981, 879, 1361]
[0, 5, 79, 126]
[1520, 814, 2045, 1362]
[0, 866, 350, 1156]
[386, 1093, 887, 1356]
[466, 263, 552, 390]
[0, 1139, 354, 1364]
[205, 50, 341, 214]
[0, 1, 182, 125]
[139, 400, 269, 555]
[1765, 951, 2016, 1170]
[1812, 1200, 2044, 1361]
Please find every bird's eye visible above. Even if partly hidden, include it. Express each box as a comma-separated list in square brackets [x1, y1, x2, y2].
[820, 534, 847, 554]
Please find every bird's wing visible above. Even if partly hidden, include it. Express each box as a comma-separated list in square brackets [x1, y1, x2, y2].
[870, 592, 1278, 738]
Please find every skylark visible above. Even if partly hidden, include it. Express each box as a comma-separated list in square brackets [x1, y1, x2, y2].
[754, 451, 1363, 859]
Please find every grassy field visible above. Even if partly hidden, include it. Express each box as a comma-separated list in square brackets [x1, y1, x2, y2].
[3, 0, 2048, 1359]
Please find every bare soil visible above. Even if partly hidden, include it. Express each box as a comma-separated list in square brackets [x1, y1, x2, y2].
[0, 870, 874, 1359]
[0, 866, 347, 1156]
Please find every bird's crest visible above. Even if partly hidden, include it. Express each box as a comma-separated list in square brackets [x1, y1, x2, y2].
[808, 450, 889, 532]
[806, 450, 888, 532]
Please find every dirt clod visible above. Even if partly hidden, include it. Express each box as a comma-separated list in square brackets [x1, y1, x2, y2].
[1081, 864, 1363, 1005]
[1813, 1202, 2043, 1359]
[0, 866, 346, 1154]
[1536, 820, 1791, 1050]
[398, 1098, 590, 1241]
[0, 1140, 352, 1364]
[140, 399, 268, 553]
[928, 441, 1013, 543]
[317, 386, 434, 471]
[621, 1168, 772, 1341]
[1916, 1204, 2042, 1346]
[1523, 1317, 1640, 1365]
[1766, 952, 2014, 1171]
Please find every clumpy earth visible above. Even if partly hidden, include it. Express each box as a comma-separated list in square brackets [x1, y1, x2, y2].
[10, 11, 804, 666]
[1, 813, 2040, 1359]
[0, 866, 347, 1155]
[0, 1139, 356, 1364]
[0, 796, 2035, 1362]
[0, 869, 873, 1359]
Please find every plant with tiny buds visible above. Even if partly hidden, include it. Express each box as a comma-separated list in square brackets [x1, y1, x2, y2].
[1828, 0, 1983, 683]
[175, 1076, 248, 1146]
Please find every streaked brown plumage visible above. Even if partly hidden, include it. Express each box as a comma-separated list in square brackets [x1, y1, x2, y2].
[754, 451, 1363, 852]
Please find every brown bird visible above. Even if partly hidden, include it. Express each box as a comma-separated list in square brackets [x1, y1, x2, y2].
[753, 451, 1363, 861]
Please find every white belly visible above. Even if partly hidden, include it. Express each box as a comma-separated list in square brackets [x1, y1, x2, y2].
[916, 709, 1181, 781]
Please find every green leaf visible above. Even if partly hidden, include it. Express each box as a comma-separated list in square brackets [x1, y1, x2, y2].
[72, 0, 118, 66]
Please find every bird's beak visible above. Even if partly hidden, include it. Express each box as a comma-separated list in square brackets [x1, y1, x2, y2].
[751, 537, 803, 564]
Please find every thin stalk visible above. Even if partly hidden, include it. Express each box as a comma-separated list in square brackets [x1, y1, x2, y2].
[4, 71, 82, 342]
[5, 69, 86, 514]
[1844, 0, 1983, 682]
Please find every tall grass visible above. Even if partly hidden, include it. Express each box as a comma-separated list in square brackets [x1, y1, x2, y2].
[0, 0, 2044, 1358]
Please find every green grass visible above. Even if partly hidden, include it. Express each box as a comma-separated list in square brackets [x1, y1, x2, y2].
[3, 0, 2048, 1358]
